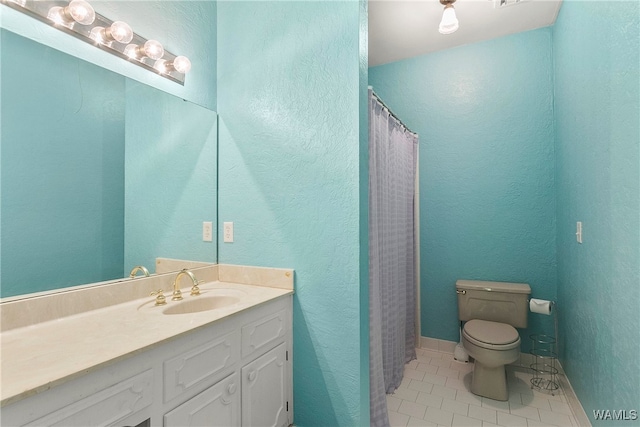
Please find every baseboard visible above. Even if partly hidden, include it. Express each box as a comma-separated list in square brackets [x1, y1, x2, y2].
[556, 362, 592, 427]
[420, 336, 457, 354]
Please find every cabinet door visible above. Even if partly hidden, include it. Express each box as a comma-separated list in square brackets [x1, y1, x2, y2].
[164, 373, 239, 427]
[241, 343, 288, 427]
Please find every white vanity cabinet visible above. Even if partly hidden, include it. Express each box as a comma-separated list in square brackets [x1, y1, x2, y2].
[1, 295, 293, 427]
[162, 297, 292, 427]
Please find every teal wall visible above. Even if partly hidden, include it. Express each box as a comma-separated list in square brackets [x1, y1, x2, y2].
[124, 80, 217, 273]
[369, 28, 558, 349]
[1, 29, 125, 297]
[553, 1, 640, 424]
[217, 2, 367, 425]
[0, 1, 216, 110]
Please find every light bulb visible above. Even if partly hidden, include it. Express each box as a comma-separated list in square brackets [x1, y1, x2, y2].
[153, 59, 170, 74]
[124, 40, 164, 61]
[48, 0, 95, 26]
[89, 26, 105, 43]
[106, 21, 133, 43]
[439, 6, 459, 35]
[68, 0, 95, 25]
[90, 21, 133, 45]
[47, 6, 67, 25]
[143, 40, 164, 60]
[173, 56, 192, 74]
[154, 56, 192, 75]
[124, 44, 139, 59]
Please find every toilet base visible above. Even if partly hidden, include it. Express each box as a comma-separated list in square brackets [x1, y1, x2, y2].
[471, 361, 509, 401]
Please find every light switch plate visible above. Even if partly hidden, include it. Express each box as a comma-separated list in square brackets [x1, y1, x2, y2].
[202, 221, 213, 242]
[223, 222, 234, 243]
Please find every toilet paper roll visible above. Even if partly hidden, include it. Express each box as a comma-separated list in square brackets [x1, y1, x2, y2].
[530, 298, 553, 315]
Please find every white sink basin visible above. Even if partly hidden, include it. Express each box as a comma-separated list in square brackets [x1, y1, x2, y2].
[162, 295, 240, 315]
[139, 288, 245, 315]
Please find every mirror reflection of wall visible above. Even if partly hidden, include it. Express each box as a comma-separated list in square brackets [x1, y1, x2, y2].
[124, 80, 217, 273]
[0, 29, 217, 298]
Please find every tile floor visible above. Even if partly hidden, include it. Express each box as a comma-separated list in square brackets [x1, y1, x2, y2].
[387, 348, 581, 427]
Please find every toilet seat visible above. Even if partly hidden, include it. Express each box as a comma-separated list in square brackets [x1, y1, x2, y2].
[463, 319, 520, 351]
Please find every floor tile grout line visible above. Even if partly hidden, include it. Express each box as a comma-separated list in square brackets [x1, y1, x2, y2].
[391, 348, 587, 427]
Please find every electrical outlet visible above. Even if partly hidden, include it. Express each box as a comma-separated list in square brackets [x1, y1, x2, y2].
[202, 221, 213, 242]
[223, 222, 234, 243]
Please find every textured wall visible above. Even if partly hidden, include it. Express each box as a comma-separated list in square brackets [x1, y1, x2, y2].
[0, 1, 216, 110]
[124, 80, 217, 273]
[369, 28, 558, 348]
[217, 2, 367, 425]
[553, 1, 640, 423]
[1, 30, 125, 297]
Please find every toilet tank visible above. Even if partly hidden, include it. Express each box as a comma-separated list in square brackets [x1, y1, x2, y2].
[456, 280, 531, 328]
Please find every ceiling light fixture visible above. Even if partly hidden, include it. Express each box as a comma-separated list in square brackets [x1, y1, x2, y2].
[438, 0, 459, 35]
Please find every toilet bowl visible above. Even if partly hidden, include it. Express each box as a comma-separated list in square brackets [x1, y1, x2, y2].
[462, 319, 520, 401]
[456, 280, 531, 402]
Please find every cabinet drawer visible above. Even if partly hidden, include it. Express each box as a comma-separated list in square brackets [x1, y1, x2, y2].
[26, 370, 152, 427]
[164, 330, 240, 403]
[164, 372, 240, 427]
[241, 309, 286, 359]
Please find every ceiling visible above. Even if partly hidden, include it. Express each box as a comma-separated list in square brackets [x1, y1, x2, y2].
[369, 0, 563, 67]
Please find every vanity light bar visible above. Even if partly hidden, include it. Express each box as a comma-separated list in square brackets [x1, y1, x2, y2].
[2, 0, 191, 85]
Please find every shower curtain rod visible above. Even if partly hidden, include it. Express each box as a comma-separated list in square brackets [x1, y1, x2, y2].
[369, 86, 418, 137]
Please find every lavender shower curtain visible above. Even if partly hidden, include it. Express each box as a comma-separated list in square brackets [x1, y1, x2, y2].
[369, 89, 418, 427]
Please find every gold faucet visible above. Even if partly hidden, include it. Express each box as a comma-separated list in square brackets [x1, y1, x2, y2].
[129, 265, 150, 278]
[171, 269, 201, 301]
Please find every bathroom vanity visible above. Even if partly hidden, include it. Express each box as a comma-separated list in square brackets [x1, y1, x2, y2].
[0, 265, 293, 427]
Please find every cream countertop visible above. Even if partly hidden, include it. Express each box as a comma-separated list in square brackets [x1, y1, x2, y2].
[0, 278, 293, 407]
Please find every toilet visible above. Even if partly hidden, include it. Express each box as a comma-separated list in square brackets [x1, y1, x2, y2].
[456, 279, 531, 401]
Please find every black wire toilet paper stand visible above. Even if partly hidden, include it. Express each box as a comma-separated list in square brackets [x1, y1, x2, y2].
[529, 300, 559, 394]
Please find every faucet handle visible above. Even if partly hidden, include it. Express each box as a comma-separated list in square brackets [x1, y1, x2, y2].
[171, 286, 183, 301]
[150, 289, 167, 306]
[190, 280, 204, 296]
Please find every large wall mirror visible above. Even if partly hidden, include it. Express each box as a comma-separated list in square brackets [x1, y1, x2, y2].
[0, 29, 218, 298]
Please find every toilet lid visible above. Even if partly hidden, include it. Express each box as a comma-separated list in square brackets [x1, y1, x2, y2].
[464, 319, 519, 345]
